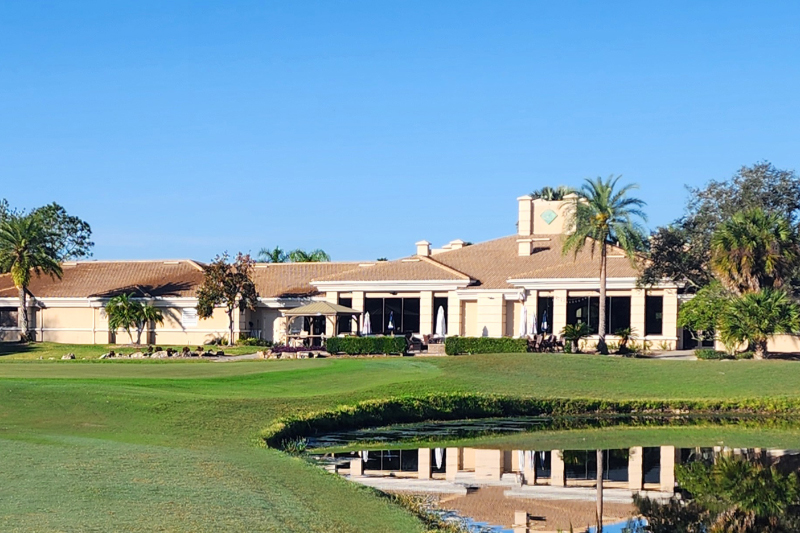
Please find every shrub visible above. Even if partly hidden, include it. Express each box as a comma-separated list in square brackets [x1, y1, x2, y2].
[736, 351, 755, 360]
[237, 335, 272, 347]
[561, 323, 591, 353]
[696, 348, 727, 360]
[444, 336, 527, 355]
[326, 336, 407, 355]
[271, 345, 311, 354]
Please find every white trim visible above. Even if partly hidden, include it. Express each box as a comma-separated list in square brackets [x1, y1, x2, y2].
[508, 277, 677, 290]
[454, 289, 522, 300]
[312, 280, 471, 292]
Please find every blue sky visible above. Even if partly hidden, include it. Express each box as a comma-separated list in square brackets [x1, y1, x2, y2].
[1, 2, 798, 261]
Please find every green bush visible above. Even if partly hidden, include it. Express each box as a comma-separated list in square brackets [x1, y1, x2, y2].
[325, 336, 407, 355]
[444, 336, 528, 355]
[259, 393, 800, 448]
[735, 351, 755, 360]
[237, 336, 272, 347]
[695, 348, 727, 360]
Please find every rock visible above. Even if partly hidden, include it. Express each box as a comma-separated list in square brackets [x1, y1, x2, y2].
[129, 352, 147, 359]
[215, 350, 224, 356]
[150, 351, 169, 359]
[61, 353, 75, 360]
[256, 350, 267, 359]
[99, 353, 110, 359]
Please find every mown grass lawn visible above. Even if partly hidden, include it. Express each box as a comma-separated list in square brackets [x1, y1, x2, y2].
[1, 351, 799, 532]
[0, 341, 259, 360]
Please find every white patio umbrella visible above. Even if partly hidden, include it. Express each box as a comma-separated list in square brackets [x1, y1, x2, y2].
[518, 449, 525, 470]
[387, 311, 395, 333]
[361, 312, 372, 335]
[361, 450, 369, 462]
[434, 448, 444, 470]
[528, 309, 537, 336]
[518, 304, 528, 338]
[541, 310, 548, 334]
[435, 306, 447, 338]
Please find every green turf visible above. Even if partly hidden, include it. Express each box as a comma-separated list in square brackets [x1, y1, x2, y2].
[1, 351, 800, 531]
[0, 341, 259, 360]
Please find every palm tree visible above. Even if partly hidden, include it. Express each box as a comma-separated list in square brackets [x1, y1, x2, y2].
[531, 185, 574, 200]
[562, 176, 648, 354]
[710, 208, 799, 295]
[136, 302, 164, 345]
[104, 293, 140, 344]
[0, 215, 62, 341]
[257, 246, 288, 263]
[719, 288, 800, 359]
[288, 248, 331, 262]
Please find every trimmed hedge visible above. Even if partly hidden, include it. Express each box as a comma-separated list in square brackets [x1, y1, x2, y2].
[696, 348, 755, 360]
[259, 392, 800, 448]
[325, 336, 407, 355]
[445, 336, 528, 355]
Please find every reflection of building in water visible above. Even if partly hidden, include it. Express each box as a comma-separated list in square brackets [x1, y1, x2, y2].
[332, 446, 799, 498]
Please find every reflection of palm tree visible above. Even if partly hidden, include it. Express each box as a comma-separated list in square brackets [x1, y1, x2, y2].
[596, 449, 604, 533]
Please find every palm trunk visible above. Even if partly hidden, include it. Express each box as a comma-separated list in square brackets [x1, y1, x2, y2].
[597, 242, 608, 354]
[17, 285, 29, 342]
[596, 449, 604, 533]
[754, 339, 768, 360]
[136, 322, 143, 345]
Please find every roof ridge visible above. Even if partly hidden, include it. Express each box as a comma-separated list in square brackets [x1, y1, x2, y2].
[254, 261, 363, 266]
[417, 255, 472, 280]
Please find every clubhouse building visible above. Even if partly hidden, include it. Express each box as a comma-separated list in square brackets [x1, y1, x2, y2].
[0, 195, 696, 350]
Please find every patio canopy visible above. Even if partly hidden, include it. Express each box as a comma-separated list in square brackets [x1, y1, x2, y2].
[281, 301, 360, 317]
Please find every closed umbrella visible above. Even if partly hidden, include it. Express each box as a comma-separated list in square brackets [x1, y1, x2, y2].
[528, 310, 537, 336]
[518, 304, 528, 338]
[361, 312, 372, 335]
[387, 311, 395, 333]
[361, 450, 369, 462]
[541, 310, 548, 333]
[434, 448, 444, 470]
[518, 449, 525, 470]
[435, 306, 447, 338]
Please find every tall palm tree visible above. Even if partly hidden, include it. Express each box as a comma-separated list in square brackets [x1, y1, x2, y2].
[710, 208, 799, 295]
[562, 176, 648, 354]
[0, 215, 62, 341]
[257, 246, 288, 263]
[288, 248, 331, 262]
[104, 293, 140, 344]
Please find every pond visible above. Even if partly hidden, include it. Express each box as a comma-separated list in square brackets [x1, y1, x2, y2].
[307, 416, 800, 532]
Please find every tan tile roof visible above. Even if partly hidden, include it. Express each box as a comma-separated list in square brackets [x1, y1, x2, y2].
[312, 257, 470, 283]
[0, 260, 205, 298]
[428, 234, 640, 288]
[252, 262, 362, 297]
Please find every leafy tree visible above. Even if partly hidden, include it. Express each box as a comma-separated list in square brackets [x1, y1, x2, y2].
[196, 252, 258, 346]
[562, 176, 648, 354]
[530, 185, 574, 200]
[258, 246, 288, 263]
[0, 214, 62, 341]
[104, 293, 164, 345]
[718, 288, 800, 359]
[677, 281, 732, 344]
[710, 208, 799, 295]
[641, 162, 800, 290]
[288, 248, 330, 262]
[0, 200, 93, 260]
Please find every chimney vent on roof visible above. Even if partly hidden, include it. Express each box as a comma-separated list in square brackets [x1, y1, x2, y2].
[517, 195, 534, 236]
[447, 239, 465, 251]
[415, 240, 431, 257]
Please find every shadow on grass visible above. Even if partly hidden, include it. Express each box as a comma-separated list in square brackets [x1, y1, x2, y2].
[0, 342, 36, 357]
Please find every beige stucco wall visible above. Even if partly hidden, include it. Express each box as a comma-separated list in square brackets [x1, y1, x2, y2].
[461, 300, 478, 336]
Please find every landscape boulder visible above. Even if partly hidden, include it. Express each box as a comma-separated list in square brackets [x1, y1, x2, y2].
[150, 351, 169, 359]
[130, 352, 147, 359]
[61, 353, 75, 360]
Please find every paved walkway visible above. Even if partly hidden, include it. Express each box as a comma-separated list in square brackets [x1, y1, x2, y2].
[646, 350, 696, 361]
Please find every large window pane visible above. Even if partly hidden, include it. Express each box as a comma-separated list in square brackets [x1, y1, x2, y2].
[402, 298, 420, 333]
[607, 297, 631, 334]
[337, 297, 353, 334]
[537, 297, 554, 334]
[364, 298, 384, 334]
[645, 296, 664, 335]
[384, 298, 402, 333]
[567, 297, 599, 334]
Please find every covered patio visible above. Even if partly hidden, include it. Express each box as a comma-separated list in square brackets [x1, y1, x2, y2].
[281, 301, 361, 347]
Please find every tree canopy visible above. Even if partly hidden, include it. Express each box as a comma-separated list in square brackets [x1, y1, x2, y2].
[196, 252, 258, 346]
[257, 246, 330, 263]
[0, 200, 93, 261]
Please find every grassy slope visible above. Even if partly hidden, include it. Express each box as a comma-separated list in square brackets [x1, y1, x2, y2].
[0, 341, 258, 360]
[1, 353, 800, 532]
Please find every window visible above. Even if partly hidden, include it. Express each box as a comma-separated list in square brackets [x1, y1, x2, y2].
[181, 308, 198, 328]
[363, 297, 421, 334]
[645, 295, 663, 335]
[537, 296, 554, 334]
[337, 297, 353, 334]
[567, 296, 631, 334]
[0, 308, 17, 328]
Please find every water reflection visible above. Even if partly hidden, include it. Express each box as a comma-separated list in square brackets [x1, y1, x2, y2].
[312, 444, 800, 532]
